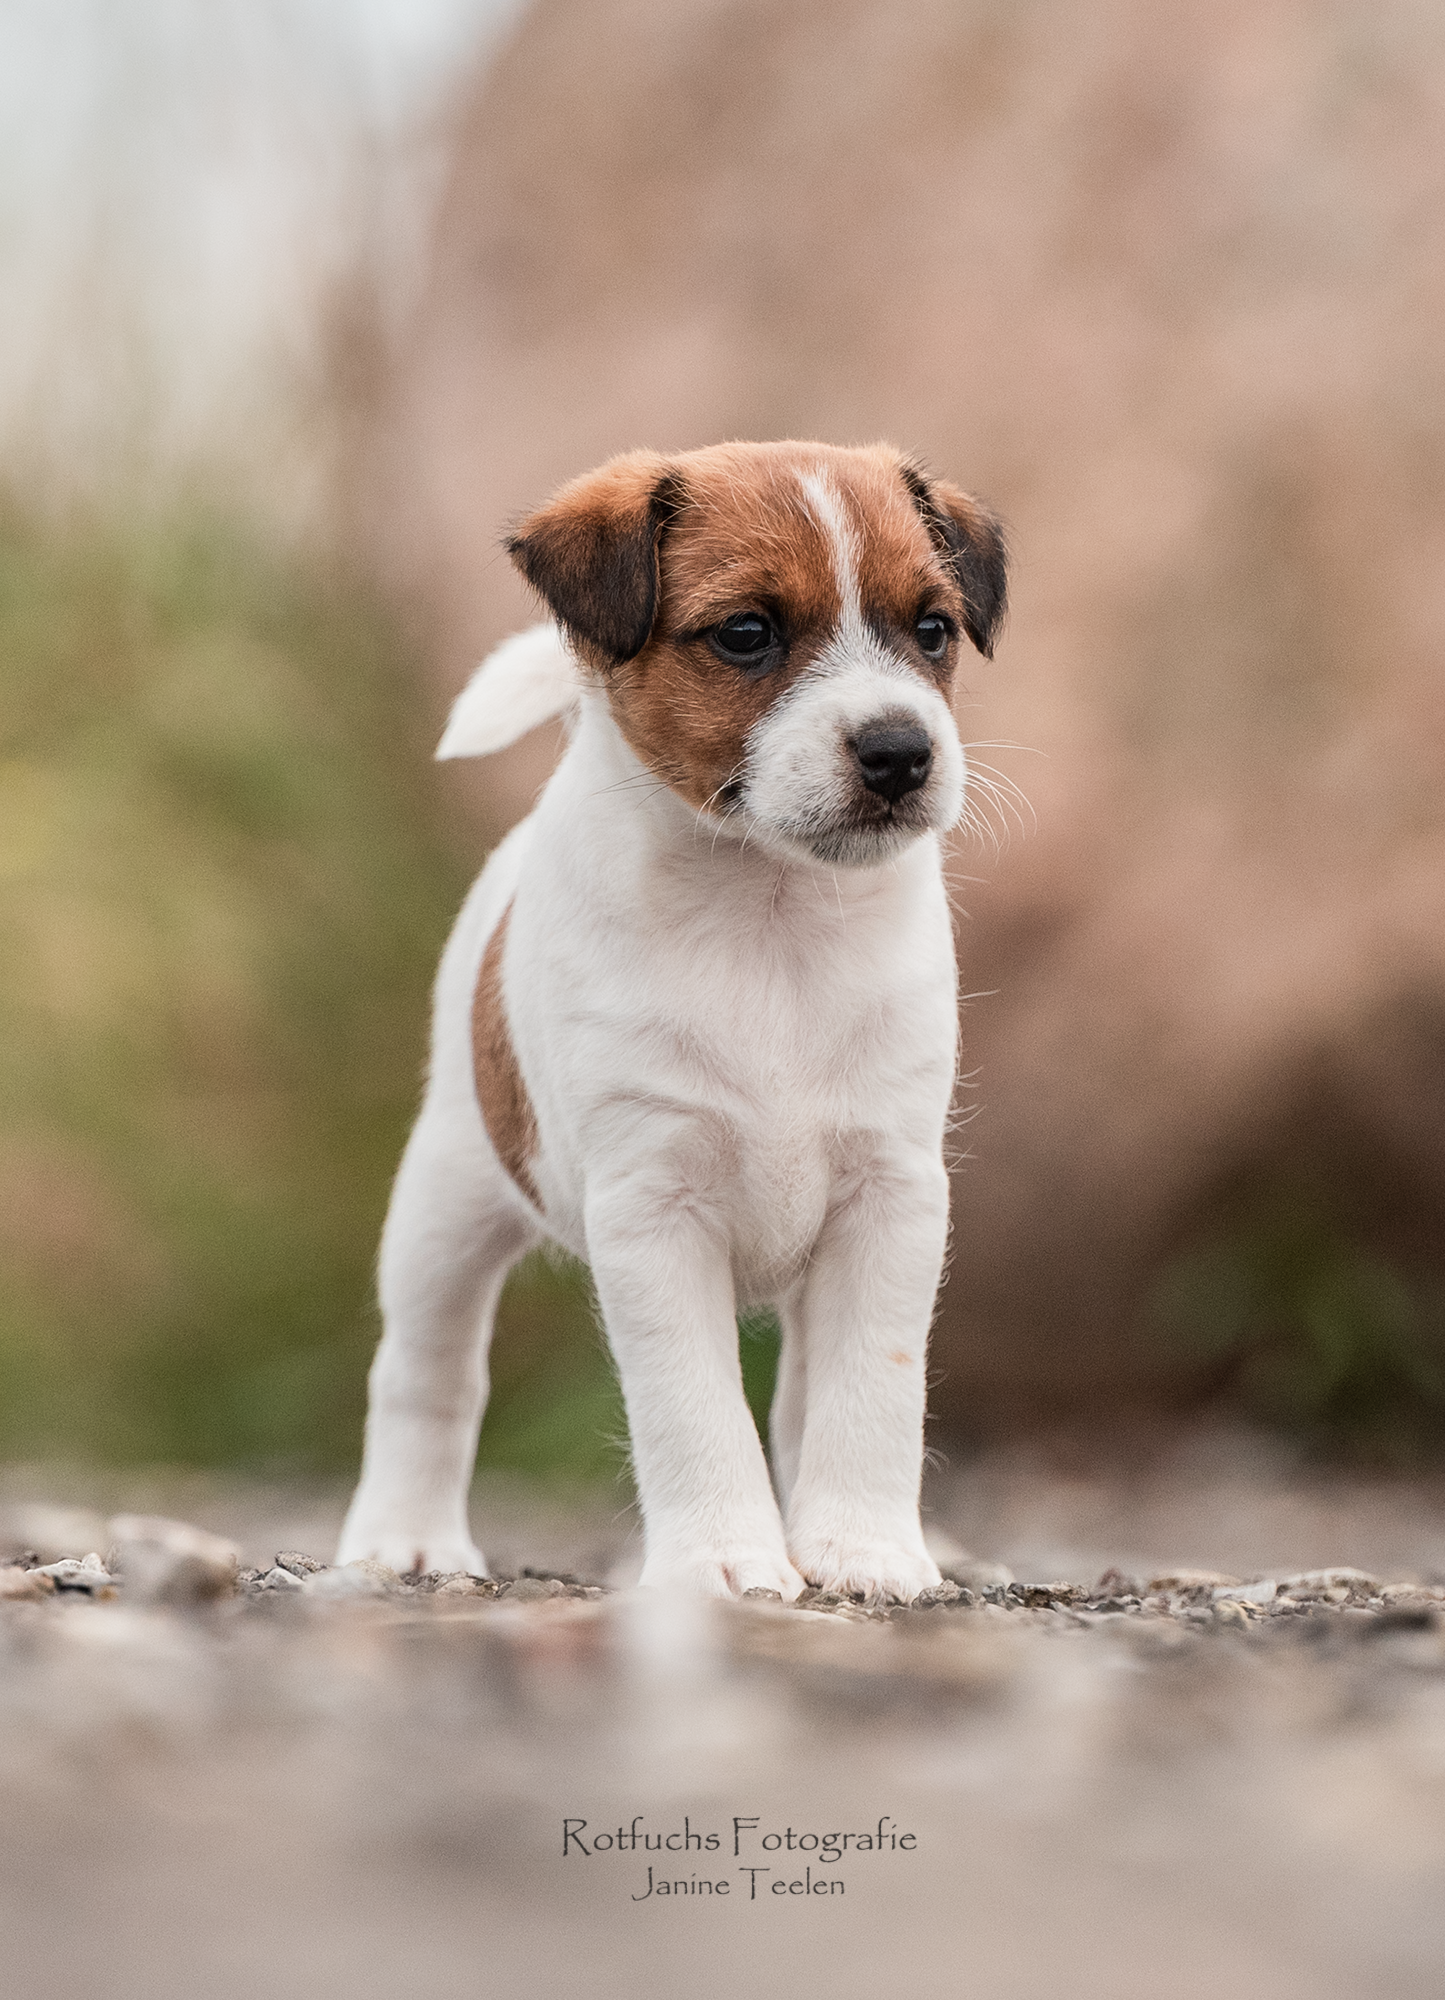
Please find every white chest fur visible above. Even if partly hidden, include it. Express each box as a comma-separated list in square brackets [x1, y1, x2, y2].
[504, 697, 959, 1297]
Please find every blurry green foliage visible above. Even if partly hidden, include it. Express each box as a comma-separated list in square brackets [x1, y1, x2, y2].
[0, 504, 606, 1478]
[739, 1308, 782, 1436]
[1151, 1189, 1445, 1462]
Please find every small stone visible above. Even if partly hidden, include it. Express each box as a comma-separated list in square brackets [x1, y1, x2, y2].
[274, 1552, 323, 1577]
[1096, 1567, 1147, 1597]
[499, 1576, 565, 1602]
[261, 1565, 306, 1592]
[304, 1562, 395, 1600]
[433, 1574, 488, 1597]
[912, 1580, 965, 1608]
[108, 1516, 239, 1605]
[742, 1587, 783, 1601]
[1277, 1568, 1379, 1599]
[34, 1553, 118, 1596]
[1213, 1599, 1252, 1627]
[1148, 1568, 1242, 1593]
[945, 1560, 1014, 1592]
[1213, 1579, 1278, 1605]
[1380, 1583, 1444, 1606]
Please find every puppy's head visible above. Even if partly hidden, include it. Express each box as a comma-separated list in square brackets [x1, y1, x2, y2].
[507, 441, 1007, 867]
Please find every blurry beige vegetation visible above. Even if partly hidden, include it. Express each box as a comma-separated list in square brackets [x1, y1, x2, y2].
[3, 0, 1445, 1478]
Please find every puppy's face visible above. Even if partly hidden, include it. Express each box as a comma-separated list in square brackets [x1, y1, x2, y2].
[508, 441, 1007, 867]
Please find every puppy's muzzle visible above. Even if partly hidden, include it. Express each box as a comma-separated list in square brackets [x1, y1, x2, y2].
[851, 724, 934, 804]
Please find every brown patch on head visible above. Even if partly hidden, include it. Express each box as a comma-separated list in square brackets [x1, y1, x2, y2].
[505, 451, 681, 664]
[505, 440, 1007, 813]
[899, 462, 1009, 659]
[471, 904, 540, 1207]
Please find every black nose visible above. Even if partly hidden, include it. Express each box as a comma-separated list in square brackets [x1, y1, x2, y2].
[852, 725, 933, 803]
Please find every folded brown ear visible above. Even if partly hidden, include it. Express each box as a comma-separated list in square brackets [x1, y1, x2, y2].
[900, 464, 1009, 660]
[505, 451, 683, 663]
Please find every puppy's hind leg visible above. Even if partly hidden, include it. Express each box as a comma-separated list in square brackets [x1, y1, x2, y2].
[337, 1106, 538, 1576]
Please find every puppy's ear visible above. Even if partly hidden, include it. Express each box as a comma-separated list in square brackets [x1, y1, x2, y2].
[900, 463, 1009, 660]
[506, 452, 684, 664]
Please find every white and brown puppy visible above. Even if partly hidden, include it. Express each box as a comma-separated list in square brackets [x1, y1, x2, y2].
[337, 440, 1007, 1600]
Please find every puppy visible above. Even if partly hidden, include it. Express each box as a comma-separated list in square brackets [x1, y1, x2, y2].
[337, 440, 1007, 1600]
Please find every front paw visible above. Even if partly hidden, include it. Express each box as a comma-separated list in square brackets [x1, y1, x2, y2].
[639, 1544, 806, 1601]
[334, 1524, 488, 1578]
[787, 1533, 941, 1604]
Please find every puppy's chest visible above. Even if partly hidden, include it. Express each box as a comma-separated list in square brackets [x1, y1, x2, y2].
[573, 960, 945, 1279]
[641, 1020, 876, 1290]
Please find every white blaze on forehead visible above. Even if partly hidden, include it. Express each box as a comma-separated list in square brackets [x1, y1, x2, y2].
[731, 468, 967, 865]
[798, 469, 864, 639]
[797, 467, 898, 681]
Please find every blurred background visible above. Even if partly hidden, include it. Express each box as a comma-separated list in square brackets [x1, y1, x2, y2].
[3, 0, 1445, 1497]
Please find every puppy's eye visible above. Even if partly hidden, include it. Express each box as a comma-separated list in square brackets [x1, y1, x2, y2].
[915, 614, 951, 659]
[710, 612, 776, 663]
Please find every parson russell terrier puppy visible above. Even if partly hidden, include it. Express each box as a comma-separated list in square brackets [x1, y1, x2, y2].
[337, 440, 1007, 1601]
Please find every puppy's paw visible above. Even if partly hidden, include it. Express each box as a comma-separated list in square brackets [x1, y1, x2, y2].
[787, 1535, 941, 1605]
[639, 1545, 806, 1601]
[334, 1526, 488, 1579]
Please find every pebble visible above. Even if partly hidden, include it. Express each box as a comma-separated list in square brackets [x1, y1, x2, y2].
[108, 1515, 240, 1605]
[1213, 1600, 1253, 1627]
[260, 1566, 306, 1592]
[1277, 1568, 1379, 1600]
[304, 1562, 395, 1601]
[33, 1553, 118, 1597]
[944, 1559, 1015, 1591]
[913, 1581, 969, 1608]
[274, 1552, 324, 1577]
[499, 1576, 565, 1602]
[1149, 1569, 1242, 1592]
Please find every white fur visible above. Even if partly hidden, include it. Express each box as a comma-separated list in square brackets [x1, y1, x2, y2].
[434, 621, 579, 760]
[736, 472, 965, 865]
[339, 490, 965, 1601]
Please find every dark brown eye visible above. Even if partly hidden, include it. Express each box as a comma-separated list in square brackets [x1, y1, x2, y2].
[710, 612, 776, 665]
[915, 614, 951, 659]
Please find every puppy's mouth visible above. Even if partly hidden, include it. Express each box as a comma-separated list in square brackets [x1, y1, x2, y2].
[718, 783, 944, 868]
[799, 788, 940, 864]
[701, 713, 961, 867]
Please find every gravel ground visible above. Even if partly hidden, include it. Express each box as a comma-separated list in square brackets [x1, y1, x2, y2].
[4, 1436, 1445, 2000]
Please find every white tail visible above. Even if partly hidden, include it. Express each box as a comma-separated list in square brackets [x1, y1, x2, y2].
[434, 622, 581, 760]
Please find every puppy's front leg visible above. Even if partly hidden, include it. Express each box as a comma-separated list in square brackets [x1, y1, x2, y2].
[784, 1157, 949, 1603]
[586, 1180, 803, 1599]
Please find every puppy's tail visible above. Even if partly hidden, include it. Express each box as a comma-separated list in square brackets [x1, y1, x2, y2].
[435, 622, 581, 760]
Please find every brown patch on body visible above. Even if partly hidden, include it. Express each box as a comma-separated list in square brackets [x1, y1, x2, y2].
[888, 1350, 915, 1366]
[471, 904, 541, 1206]
[506, 440, 1004, 815]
